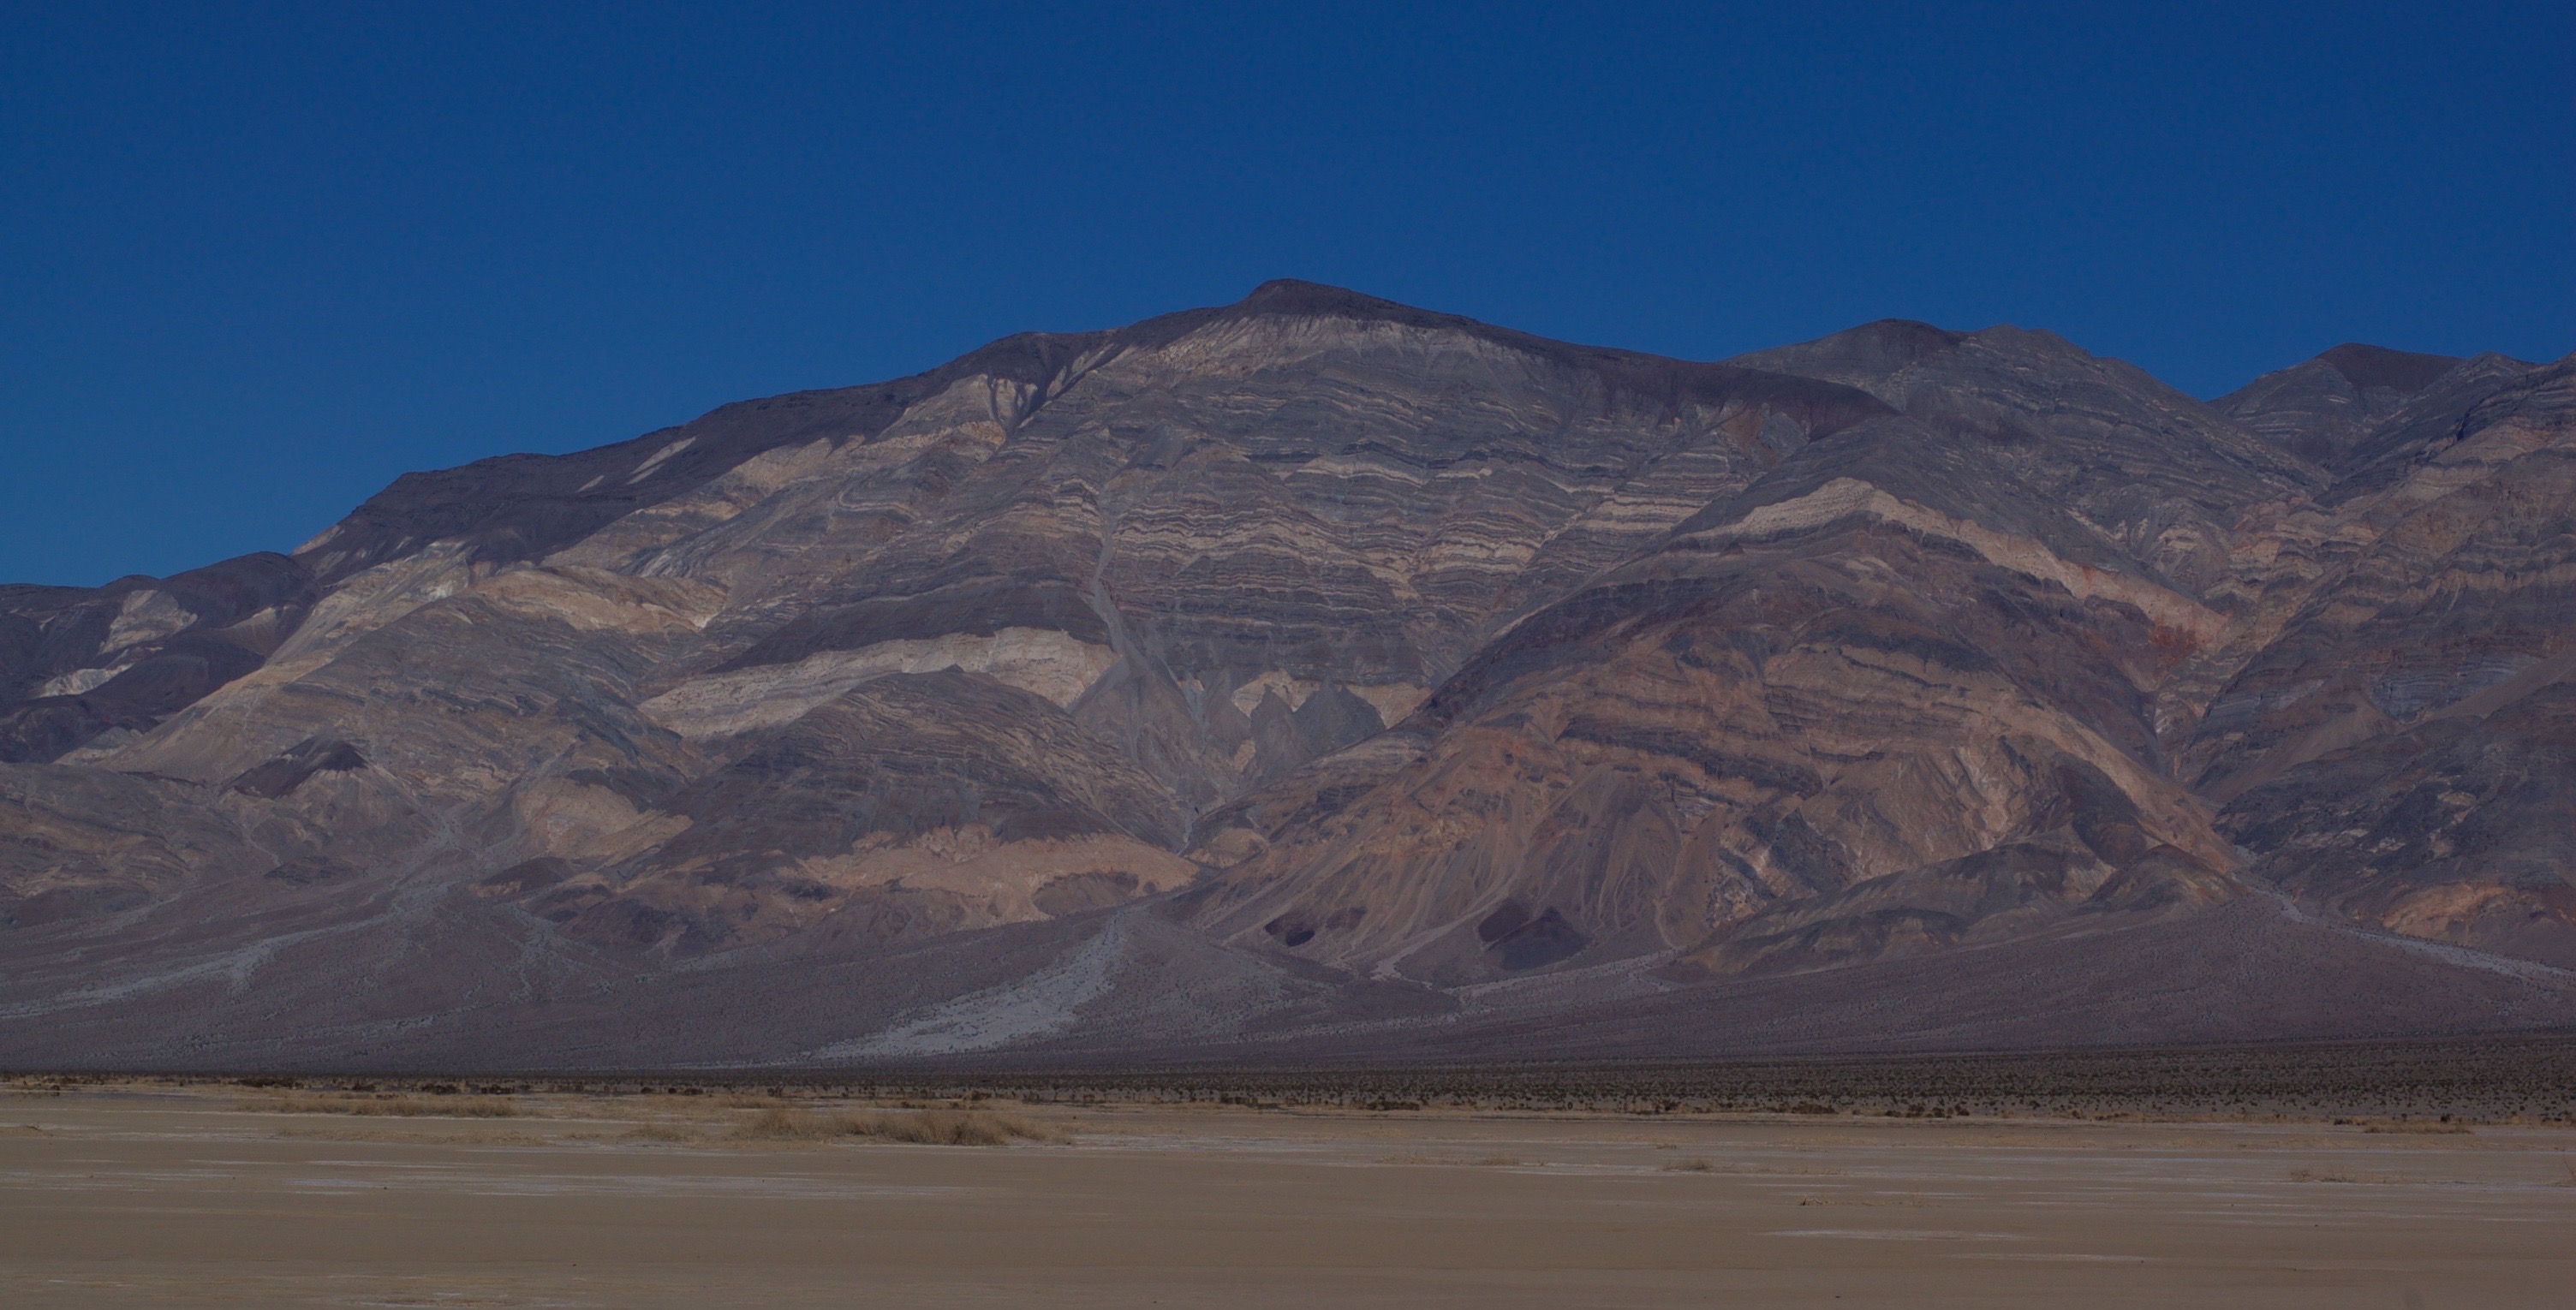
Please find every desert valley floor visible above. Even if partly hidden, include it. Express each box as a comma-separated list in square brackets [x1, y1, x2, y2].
[3, 1069, 2571, 1308]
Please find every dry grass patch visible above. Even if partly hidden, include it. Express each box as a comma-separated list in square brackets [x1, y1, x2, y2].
[731, 1106, 1060, 1146]
[2287, 1167, 2406, 1184]
[244, 1093, 519, 1119]
[278, 1125, 548, 1146]
[730, 1109, 838, 1140]
[614, 1123, 699, 1144]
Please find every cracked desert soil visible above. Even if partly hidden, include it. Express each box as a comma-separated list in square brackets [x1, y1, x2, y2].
[2, 1087, 2571, 1307]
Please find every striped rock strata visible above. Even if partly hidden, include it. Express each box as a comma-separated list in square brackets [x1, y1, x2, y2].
[2, 283, 2571, 1064]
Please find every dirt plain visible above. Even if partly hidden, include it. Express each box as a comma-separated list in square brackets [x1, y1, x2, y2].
[3, 1067, 2573, 1308]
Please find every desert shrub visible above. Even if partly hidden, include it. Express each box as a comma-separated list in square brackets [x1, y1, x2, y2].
[841, 1108, 1060, 1146]
[436, 1097, 520, 1118]
[733, 1106, 1060, 1145]
[251, 1093, 517, 1118]
[734, 1108, 838, 1140]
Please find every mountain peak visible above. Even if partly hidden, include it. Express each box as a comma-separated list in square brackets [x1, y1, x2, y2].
[2216, 342, 2477, 468]
[2313, 342, 2465, 394]
[1729, 319, 1969, 377]
[1216, 278, 1519, 342]
[1234, 277, 1396, 312]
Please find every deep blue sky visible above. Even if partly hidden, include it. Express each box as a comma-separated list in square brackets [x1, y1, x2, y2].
[4, 3, 2570, 586]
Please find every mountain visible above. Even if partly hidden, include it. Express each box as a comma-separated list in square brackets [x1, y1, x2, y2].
[3, 283, 2571, 1069]
[2218, 342, 2470, 467]
[2190, 352, 2576, 967]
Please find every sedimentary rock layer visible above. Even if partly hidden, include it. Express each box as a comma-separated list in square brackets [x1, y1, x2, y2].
[1, 281, 2569, 1066]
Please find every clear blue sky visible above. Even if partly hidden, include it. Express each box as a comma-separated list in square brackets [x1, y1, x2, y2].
[4, 2, 2570, 586]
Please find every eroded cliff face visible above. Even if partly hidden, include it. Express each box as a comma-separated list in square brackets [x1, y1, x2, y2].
[2, 282, 2569, 1064]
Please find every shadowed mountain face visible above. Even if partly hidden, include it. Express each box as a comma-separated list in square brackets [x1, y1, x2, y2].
[2188, 354, 2576, 966]
[2219, 342, 2472, 468]
[3, 284, 2571, 1069]
[1, 553, 316, 765]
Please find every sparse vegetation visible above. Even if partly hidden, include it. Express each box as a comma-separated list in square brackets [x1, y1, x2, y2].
[2287, 1167, 2406, 1184]
[275, 1125, 548, 1146]
[1370, 1152, 1540, 1167]
[729, 1033, 2573, 1124]
[617, 1122, 696, 1144]
[21, 1033, 2574, 1129]
[731, 1106, 1059, 1146]
[244, 1093, 520, 1118]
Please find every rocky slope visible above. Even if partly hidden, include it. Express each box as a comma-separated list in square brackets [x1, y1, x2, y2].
[2192, 352, 2576, 966]
[2, 282, 2570, 1068]
[2217, 342, 2468, 467]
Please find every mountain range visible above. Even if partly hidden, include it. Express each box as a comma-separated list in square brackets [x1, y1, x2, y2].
[4, 281, 2572, 1069]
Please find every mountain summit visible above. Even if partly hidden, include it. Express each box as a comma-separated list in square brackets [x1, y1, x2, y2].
[4, 284, 2572, 1068]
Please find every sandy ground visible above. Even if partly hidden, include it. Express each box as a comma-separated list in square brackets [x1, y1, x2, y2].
[3, 1087, 2572, 1307]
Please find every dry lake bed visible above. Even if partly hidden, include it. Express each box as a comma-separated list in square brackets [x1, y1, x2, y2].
[3, 1081, 2573, 1307]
